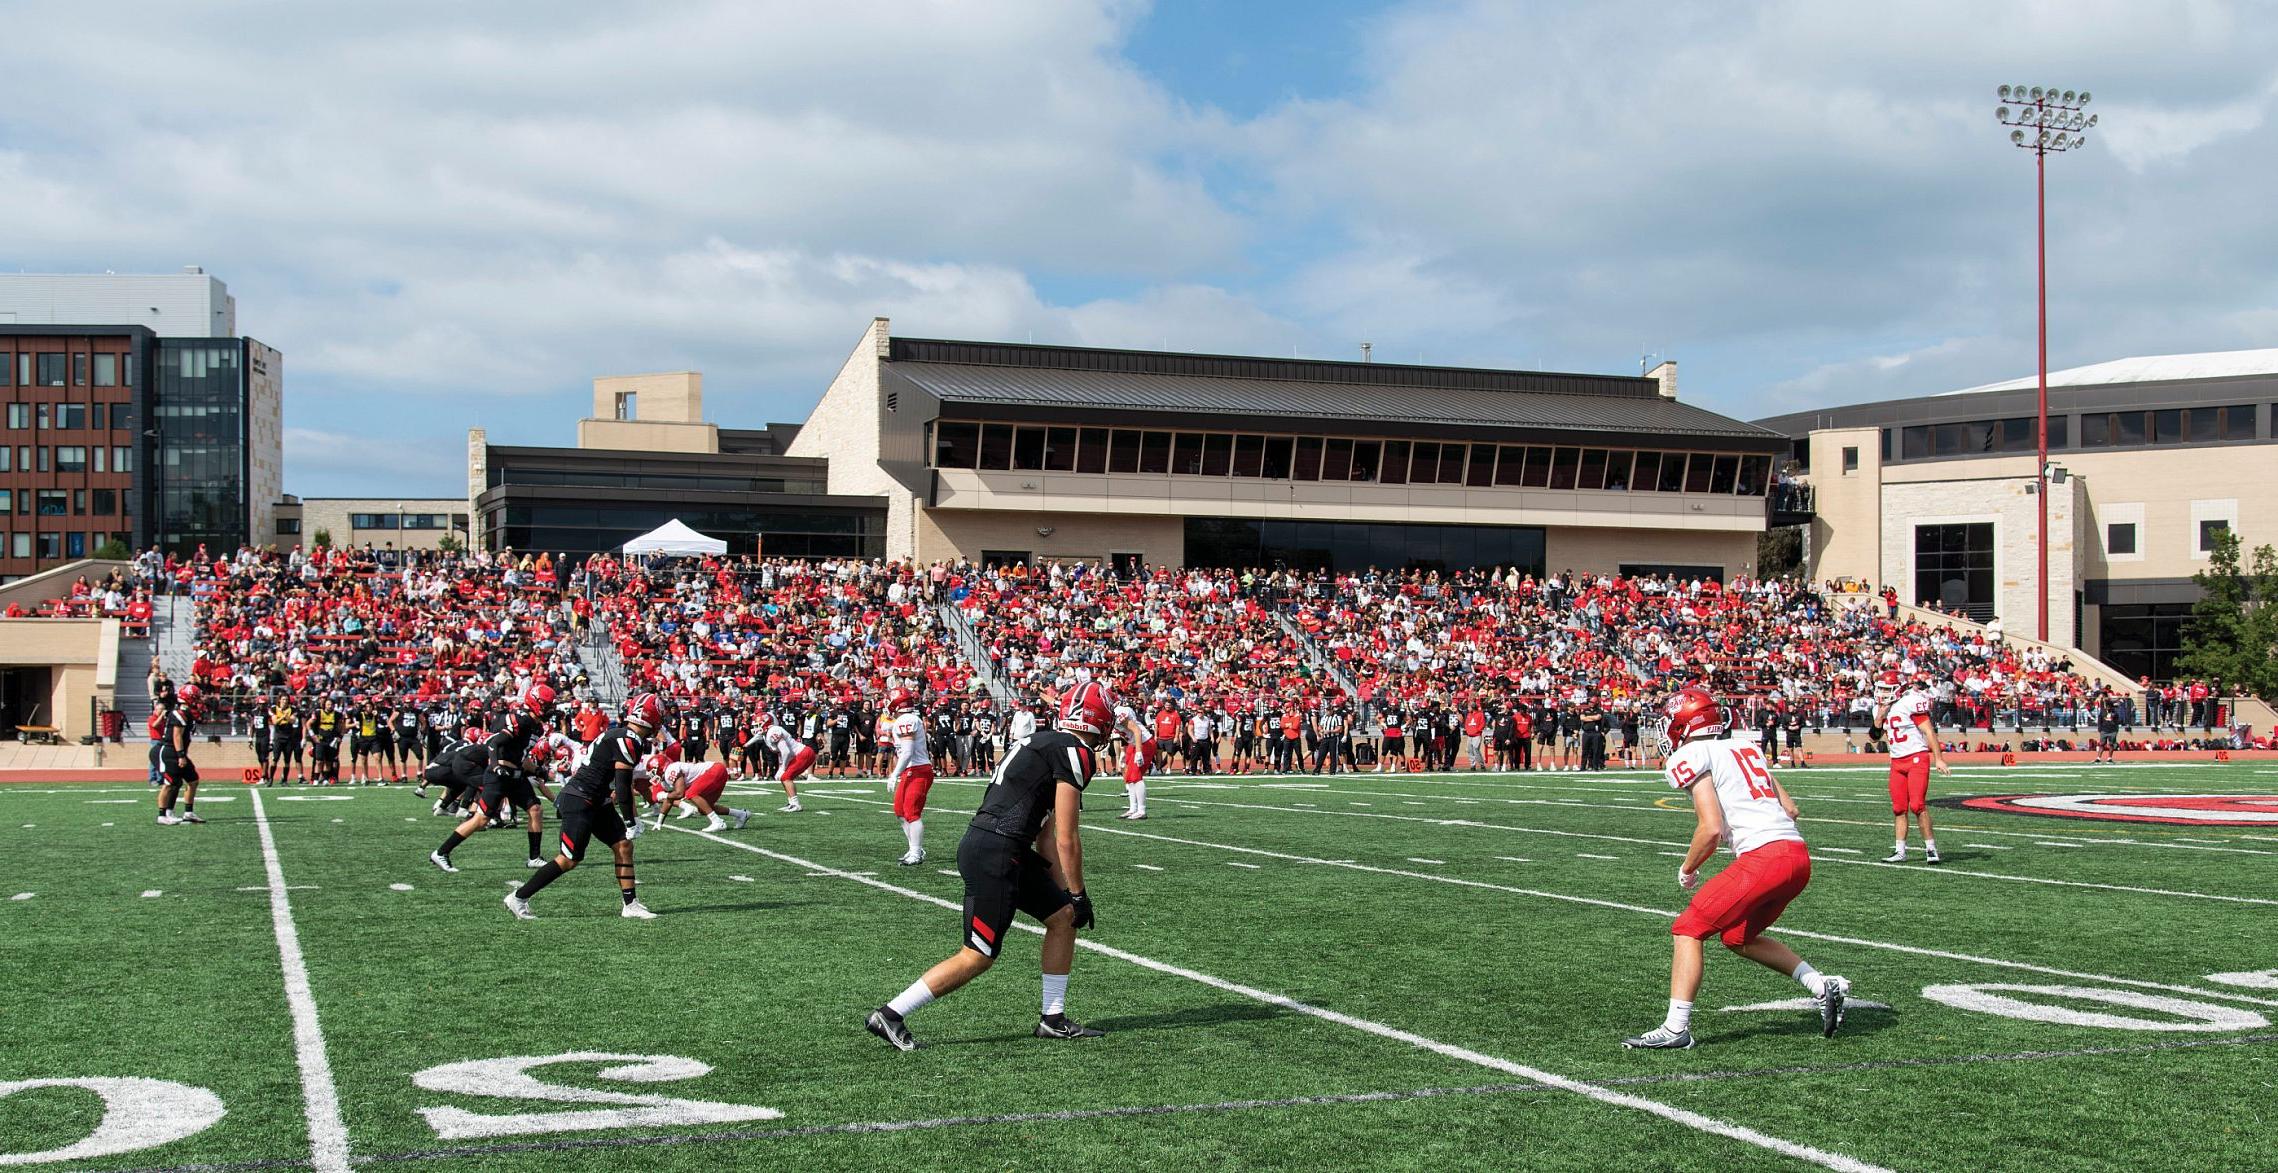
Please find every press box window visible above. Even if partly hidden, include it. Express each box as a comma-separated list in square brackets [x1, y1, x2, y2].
[2106, 523, 2137, 555]
[2199, 519, 2230, 553]
[1841, 446, 1859, 473]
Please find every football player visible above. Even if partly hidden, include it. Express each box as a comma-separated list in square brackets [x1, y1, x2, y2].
[884, 687, 935, 865]
[1624, 688, 1849, 1050]
[391, 702, 424, 784]
[417, 730, 475, 814]
[154, 685, 205, 826]
[1874, 672, 1951, 864]
[865, 680, 1112, 1051]
[749, 711, 812, 812]
[643, 753, 752, 833]
[428, 683, 556, 872]
[1113, 702, 1155, 820]
[506, 691, 661, 921]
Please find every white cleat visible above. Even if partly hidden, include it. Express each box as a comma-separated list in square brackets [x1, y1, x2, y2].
[429, 851, 460, 874]
[898, 848, 926, 867]
[503, 893, 534, 920]
[731, 810, 752, 830]
[620, 899, 658, 920]
[781, 801, 803, 813]
[156, 813, 182, 826]
[675, 805, 698, 820]
[704, 815, 727, 833]
[1924, 846, 1942, 866]
[1881, 848, 1907, 863]
[178, 811, 205, 824]
[1621, 1025, 1695, 1050]
[526, 857, 545, 869]
[1118, 809, 1147, 821]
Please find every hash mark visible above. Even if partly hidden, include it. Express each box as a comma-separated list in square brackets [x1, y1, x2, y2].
[1133, 864, 1165, 871]
[1225, 862, 1262, 869]
[1407, 858, 1446, 865]
[141, 889, 163, 898]
[1495, 856, 1532, 863]
[1818, 847, 1863, 855]
[1577, 853, 1619, 860]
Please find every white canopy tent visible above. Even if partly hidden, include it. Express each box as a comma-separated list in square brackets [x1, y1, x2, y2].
[620, 519, 728, 557]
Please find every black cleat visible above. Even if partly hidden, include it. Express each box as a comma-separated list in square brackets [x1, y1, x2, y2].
[1034, 1013, 1105, 1040]
[1818, 977, 1851, 1038]
[866, 1007, 918, 1051]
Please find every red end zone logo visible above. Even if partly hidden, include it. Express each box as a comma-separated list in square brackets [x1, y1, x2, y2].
[1949, 793, 2278, 827]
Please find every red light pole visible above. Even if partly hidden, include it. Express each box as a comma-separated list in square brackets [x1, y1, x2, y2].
[1997, 85, 2094, 643]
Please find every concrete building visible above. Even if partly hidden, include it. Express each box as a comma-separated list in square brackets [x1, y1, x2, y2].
[792, 319, 1789, 575]
[0, 271, 281, 578]
[468, 371, 884, 557]
[271, 496, 469, 552]
[1756, 349, 2277, 678]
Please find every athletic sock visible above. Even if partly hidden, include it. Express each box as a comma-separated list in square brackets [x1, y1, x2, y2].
[887, 979, 936, 1018]
[617, 861, 637, 905]
[515, 860, 564, 899]
[1891, 841, 1906, 858]
[1662, 998, 1693, 1033]
[437, 831, 466, 857]
[903, 818, 923, 853]
[621, 885, 638, 906]
[1041, 972, 1069, 1018]
[527, 830, 542, 859]
[1130, 781, 1146, 811]
[1792, 961, 1828, 997]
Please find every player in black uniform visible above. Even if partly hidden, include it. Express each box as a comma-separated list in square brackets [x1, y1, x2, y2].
[506, 691, 663, 921]
[270, 698, 305, 784]
[866, 680, 1113, 1050]
[309, 696, 345, 786]
[420, 733, 479, 814]
[429, 683, 556, 872]
[249, 699, 274, 784]
[392, 703, 424, 784]
[155, 686, 206, 825]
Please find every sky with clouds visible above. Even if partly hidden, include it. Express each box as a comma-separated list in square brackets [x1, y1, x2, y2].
[5, 0, 2276, 497]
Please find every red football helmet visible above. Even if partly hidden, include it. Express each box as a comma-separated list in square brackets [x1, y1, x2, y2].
[518, 683, 558, 716]
[641, 753, 666, 778]
[176, 684, 203, 709]
[888, 686, 918, 712]
[624, 691, 665, 729]
[1660, 687, 1727, 744]
[1057, 679, 1117, 737]
[1873, 671, 1902, 697]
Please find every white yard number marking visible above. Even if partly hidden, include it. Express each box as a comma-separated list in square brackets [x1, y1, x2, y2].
[0, 1077, 226, 1166]
[413, 1053, 781, 1140]
[1920, 984, 2268, 1032]
[2205, 969, 2278, 990]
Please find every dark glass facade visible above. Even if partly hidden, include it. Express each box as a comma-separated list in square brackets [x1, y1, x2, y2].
[147, 339, 251, 556]
[2098, 602, 2193, 681]
[1914, 522, 1996, 620]
[1185, 517, 1546, 575]
[488, 503, 883, 559]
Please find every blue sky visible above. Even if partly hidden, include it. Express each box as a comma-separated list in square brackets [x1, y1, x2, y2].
[6, 1, 2278, 497]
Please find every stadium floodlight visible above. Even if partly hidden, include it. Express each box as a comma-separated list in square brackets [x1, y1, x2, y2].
[1990, 80, 2101, 642]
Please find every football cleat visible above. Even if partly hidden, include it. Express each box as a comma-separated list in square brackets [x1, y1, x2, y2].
[1621, 1025, 1695, 1050]
[1117, 809, 1147, 820]
[676, 805, 698, 820]
[703, 815, 726, 833]
[620, 900, 658, 920]
[156, 812, 182, 826]
[1818, 976, 1851, 1038]
[1034, 1014, 1105, 1040]
[866, 1007, 919, 1051]
[428, 851, 459, 874]
[1924, 846, 1942, 866]
[1881, 848, 1907, 863]
[525, 857, 545, 869]
[898, 849, 925, 867]
[414, 785, 428, 797]
[781, 801, 803, 813]
[502, 893, 534, 920]
[177, 811, 205, 824]
[731, 810, 752, 830]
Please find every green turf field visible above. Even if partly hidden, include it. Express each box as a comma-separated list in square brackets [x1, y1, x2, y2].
[5, 762, 2275, 1171]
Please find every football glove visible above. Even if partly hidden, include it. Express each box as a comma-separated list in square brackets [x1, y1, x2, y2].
[1068, 891, 1096, 930]
[1677, 867, 1700, 891]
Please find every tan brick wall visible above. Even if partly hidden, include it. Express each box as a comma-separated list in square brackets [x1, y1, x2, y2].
[0, 617, 109, 739]
[1546, 526, 1758, 578]
[919, 509, 1184, 567]
[575, 418, 719, 453]
[466, 428, 488, 548]
[246, 340, 284, 550]
[1803, 427, 1883, 586]
[786, 318, 913, 557]
[591, 371, 703, 424]
[298, 499, 466, 552]
[1876, 473, 2077, 646]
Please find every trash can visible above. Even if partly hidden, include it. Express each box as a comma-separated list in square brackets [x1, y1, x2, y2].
[99, 708, 125, 743]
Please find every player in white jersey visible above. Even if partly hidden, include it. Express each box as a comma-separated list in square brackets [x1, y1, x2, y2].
[746, 713, 811, 812]
[1112, 703, 1156, 819]
[1624, 688, 1850, 1050]
[884, 687, 937, 865]
[1873, 671, 1950, 864]
[642, 755, 752, 833]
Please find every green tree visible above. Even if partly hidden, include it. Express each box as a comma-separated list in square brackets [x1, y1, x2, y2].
[436, 532, 465, 554]
[93, 539, 132, 561]
[1757, 527, 1803, 579]
[312, 528, 333, 549]
[2177, 529, 2278, 698]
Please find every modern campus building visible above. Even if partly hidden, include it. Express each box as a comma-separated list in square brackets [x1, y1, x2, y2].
[465, 319, 1794, 578]
[0, 271, 282, 579]
[1756, 349, 2277, 678]
[271, 495, 471, 552]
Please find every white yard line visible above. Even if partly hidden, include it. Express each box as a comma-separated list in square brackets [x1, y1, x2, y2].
[1086, 824, 2278, 1011]
[669, 825, 1891, 1173]
[1150, 795, 2278, 907]
[249, 789, 353, 1173]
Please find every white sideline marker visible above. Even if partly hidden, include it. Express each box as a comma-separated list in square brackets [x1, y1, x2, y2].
[248, 789, 353, 1173]
[1722, 997, 1892, 1014]
[1225, 861, 1262, 869]
[142, 889, 162, 898]
[1819, 847, 1863, 855]
[1963, 844, 2013, 850]
[671, 826, 1892, 1173]
[389, 883, 414, 892]
[1496, 856, 1533, 863]
[1578, 853, 1619, 860]
[728, 875, 754, 883]
[1407, 858, 1446, 865]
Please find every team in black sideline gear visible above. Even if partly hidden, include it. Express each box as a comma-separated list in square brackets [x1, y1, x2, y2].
[866, 680, 1116, 1051]
[506, 692, 665, 921]
[429, 685, 556, 873]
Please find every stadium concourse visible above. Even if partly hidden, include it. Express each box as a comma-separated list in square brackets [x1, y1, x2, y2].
[47, 543, 2261, 782]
